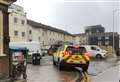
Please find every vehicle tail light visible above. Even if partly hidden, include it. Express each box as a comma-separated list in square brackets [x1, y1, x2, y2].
[63, 51, 70, 56]
[83, 52, 90, 61]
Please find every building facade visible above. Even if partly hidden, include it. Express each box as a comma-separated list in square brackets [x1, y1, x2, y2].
[74, 33, 88, 45]
[75, 25, 119, 56]
[8, 4, 75, 49]
[8, 4, 27, 42]
[88, 32, 119, 55]
[27, 20, 74, 49]
[85, 25, 119, 55]
[85, 25, 105, 35]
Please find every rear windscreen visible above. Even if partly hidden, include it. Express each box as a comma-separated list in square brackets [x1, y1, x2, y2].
[66, 46, 86, 55]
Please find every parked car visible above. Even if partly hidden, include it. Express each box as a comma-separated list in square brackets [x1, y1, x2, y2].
[81, 45, 107, 59]
[53, 44, 90, 72]
[41, 49, 48, 56]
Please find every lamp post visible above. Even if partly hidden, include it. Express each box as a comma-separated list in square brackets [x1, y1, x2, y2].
[113, 9, 120, 55]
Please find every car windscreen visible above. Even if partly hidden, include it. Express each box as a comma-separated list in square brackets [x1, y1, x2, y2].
[66, 46, 86, 55]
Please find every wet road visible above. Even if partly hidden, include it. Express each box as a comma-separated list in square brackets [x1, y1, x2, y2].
[27, 56, 79, 82]
[15, 55, 118, 82]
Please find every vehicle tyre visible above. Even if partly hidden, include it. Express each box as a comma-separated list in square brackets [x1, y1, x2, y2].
[57, 58, 63, 70]
[58, 62, 63, 71]
[82, 61, 89, 72]
[23, 73, 27, 79]
[53, 56, 56, 66]
[96, 54, 102, 59]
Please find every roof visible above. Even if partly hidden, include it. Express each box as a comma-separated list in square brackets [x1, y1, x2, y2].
[73, 33, 86, 36]
[85, 25, 104, 30]
[89, 32, 119, 37]
[27, 20, 74, 36]
[74, 32, 119, 37]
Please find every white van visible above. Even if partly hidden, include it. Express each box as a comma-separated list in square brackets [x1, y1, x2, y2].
[81, 45, 107, 59]
[10, 41, 42, 55]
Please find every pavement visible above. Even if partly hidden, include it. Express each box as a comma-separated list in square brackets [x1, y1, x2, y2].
[88, 59, 117, 76]
[90, 57, 120, 82]
[91, 64, 120, 82]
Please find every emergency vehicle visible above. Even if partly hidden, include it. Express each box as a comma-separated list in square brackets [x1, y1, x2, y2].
[53, 44, 90, 72]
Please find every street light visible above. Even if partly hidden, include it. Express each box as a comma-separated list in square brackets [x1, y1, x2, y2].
[113, 9, 120, 54]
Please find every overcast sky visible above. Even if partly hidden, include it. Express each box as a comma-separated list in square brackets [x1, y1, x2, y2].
[15, 0, 120, 34]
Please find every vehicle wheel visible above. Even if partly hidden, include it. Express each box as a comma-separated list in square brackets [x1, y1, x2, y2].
[82, 61, 89, 72]
[53, 61, 56, 66]
[53, 56, 56, 66]
[58, 62, 63, 71]
[23, 73, 27, 79]
[96, 54, 102, 59]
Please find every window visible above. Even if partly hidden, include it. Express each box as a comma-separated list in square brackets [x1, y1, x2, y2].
[21, 20, 25, 25]
[105, 41, 109, 45]
[29, 30, 32, 34]
[14, 17, 18, 23]
[91, 46, 97, 50]
[98, 37, 101, 40]
[42, 41, 44, 45]
[42, 32, 44, 36]
[105, 36, 109, 40]
[14, 30, 18, 36]
[38, 36, 41, 41]
[50, 38, 52, 43]
[96, 30, 99, 33]
[98, 41, 102, 46]
[66, 46, 86, 55]
[22, 32, 25, 37]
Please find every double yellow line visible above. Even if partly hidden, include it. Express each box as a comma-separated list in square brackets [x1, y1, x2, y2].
[80, 72, 91, 82]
